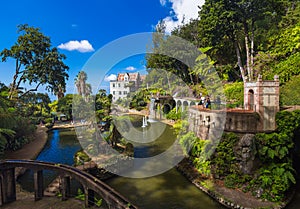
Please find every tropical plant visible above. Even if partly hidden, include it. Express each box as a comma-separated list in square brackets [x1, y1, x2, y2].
[0, 128, 15, 155]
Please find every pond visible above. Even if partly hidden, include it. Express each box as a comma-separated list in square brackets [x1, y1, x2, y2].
[17, 128, 82, 192]
[16, 118, 300, 208]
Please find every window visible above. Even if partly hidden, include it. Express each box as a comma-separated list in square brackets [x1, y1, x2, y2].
[112, 83, 115, 87]
[113, 91, 115, 95]
[118, 83, 121, 87]
[124, 91, 127, 95]
[119, 91, 122, 95]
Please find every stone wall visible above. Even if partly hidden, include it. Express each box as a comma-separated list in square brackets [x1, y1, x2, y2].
[188, 107, 264, 140]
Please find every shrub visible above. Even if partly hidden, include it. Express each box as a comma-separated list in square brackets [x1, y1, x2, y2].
[166, 107, 181, 120]
[224, 82, 244, 107]
[179, 132, 197, 156]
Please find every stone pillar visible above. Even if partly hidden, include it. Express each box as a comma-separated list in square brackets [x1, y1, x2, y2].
[175, 99, 178, 113]
[34, 170, 43, 201]
[274, 75, 280, 113]
[61, 176, 70, 201]
[0, 168, 16, 204]
[84, 186, 95, 207]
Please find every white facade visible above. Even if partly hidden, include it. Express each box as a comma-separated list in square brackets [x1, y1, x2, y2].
[109, 81, 130, 101]
[110, 73, 142, 102]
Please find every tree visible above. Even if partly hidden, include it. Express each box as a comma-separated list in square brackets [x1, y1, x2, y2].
[254, 1, 300, 83]
[74, 71, 92, 101]
[0, 24, 69, 99]
[95, 89, 112, 123]
[146, 21, 200, 86]
[57, 94, 73, 120]
[198, 0, 285, 81]
[18, 92, 51, 119]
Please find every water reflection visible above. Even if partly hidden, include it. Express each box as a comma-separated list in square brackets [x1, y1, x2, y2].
[18, 128, 81, 192]
[106, 118, 225, 209]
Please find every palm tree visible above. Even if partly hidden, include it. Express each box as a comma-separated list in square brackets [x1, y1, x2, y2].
[75, 71, 87, 96]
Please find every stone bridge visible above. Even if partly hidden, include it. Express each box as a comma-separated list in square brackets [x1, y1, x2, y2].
[0, 159, 137, 209]
[173, 97, 199, 112]
[149, 96, 200, 119]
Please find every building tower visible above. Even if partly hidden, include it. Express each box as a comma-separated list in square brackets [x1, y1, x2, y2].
[244, 75, 280, 131]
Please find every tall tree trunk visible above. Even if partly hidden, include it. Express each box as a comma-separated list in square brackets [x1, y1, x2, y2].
[243, 22, 251, 81]
[234, 41, 246, 82]
[244, 35, 251, 81]
[250, 21, 255, 80]
[9, 59, 21, 99]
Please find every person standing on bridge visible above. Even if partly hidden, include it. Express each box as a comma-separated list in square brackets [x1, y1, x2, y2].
[206, 96, 211, 109]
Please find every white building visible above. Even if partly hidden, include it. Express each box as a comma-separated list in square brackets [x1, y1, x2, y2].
[110, 72, 142, 102]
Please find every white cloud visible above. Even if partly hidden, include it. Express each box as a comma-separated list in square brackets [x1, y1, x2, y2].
[104, 74, 117, 81]
[58, 40, 94, 53]
[160, 0, 205, 33]
[126, 66, 136, 71]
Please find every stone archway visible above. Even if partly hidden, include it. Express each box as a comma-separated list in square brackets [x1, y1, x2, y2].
[183, 101, 189, 111]
[163, 104, 172, 114]
[176, 100, 182, 113]
[190, 101, 196, 106]
[248, 89, 254, 110]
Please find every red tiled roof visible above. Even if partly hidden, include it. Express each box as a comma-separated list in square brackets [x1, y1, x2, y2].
[117, 73, 140, 82]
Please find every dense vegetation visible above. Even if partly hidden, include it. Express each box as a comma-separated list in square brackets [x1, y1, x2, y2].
[0, 2, 299, 205]
[178, 109, 300, 202]
[147, 0, 300, 106]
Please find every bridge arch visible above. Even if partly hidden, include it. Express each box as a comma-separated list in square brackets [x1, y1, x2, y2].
[0, 160, 137, 209]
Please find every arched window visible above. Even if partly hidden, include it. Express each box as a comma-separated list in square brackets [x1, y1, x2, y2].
[248, 89, 254, 110]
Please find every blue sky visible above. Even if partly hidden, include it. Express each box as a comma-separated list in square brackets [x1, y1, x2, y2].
[0, 0, 203, 99]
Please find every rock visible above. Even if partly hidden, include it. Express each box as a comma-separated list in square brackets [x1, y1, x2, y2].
[234, 134, 257, 174]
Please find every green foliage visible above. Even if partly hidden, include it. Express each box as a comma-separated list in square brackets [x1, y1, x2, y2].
[0, 24, 69, 99]
[257, 3, 300, 84]
[280, 74, 300, 105]
[173, 119, 189, 136]
[166, 107, 181, 120]
[95, 89, 112, 125]
[255, 133, 294, 162]
[263, 52, 300, 83]
[224, 173, 252, 189]
[44, 118, 53, 124]
[75, 189, 85, 201]
[57, 94, 73, 120]
[146, 30, 199, 86]
[253, 162, 296, 201]
[179, 132, 197, 156]
[210, 133, 239, 177]
[249, 110, 298, 201]
[275, 110, 300, 136]
[129, 88, 150, 110]
[0, 128, 15, 155]
[45, 123, 53, 129]
[95, 197, 103, 207]
[224, 82, 244, 107]
[191, 139, 212, 177]
[74, 150, 91, 166]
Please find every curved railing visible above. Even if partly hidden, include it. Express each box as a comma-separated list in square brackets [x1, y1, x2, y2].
[0, 159, 137, 209]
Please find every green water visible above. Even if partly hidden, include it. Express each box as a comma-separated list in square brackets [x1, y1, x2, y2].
[106, 168, 223, 209]
[17, 119, 300, 208]
[105, 119, 225, 209]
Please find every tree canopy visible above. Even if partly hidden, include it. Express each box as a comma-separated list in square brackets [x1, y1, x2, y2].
[146, 0, 300, 107]
[0, 24, 69, 99]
